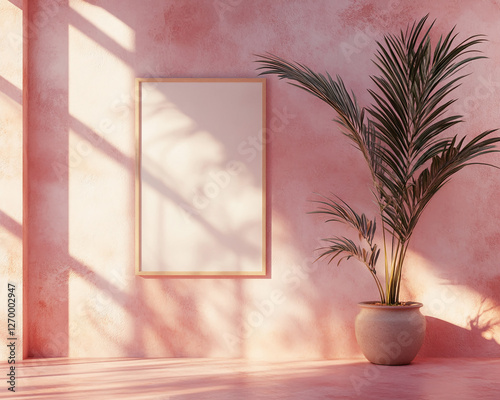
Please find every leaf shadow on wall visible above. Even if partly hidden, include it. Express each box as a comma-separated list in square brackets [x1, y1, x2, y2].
[418, 292, 500, 358]
[407, 180, 500, 358]
[27, 0, 273, 358]
[24, 0, 225, 358]
[21, 0, 500, 361]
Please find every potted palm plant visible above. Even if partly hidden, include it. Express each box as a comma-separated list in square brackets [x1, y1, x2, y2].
[256, 15, 500, 365]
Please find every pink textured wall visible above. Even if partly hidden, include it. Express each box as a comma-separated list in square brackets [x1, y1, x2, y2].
[23, 0, 500, 359]
[0, 0, 25, 360]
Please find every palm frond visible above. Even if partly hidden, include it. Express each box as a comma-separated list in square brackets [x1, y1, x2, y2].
[369, 15, 488, 184]
[366, 16, 493, 242]
[310, 194, 377, 245]
[406, 129, 500, 237]
[317, 237, 379, 271]
[255, 53, 378, 184]
[255, 16, 500, 304]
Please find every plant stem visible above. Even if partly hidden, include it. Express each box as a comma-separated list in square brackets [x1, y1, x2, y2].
[382, 224, 389, 300]
[368, 268, 386, 304]
[387, 240, 400, 304]
[394, 242, 409, 303]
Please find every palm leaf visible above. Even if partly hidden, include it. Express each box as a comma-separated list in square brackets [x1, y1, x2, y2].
[310, 194, 377, 245]
[255, 54, 378, 184]
[317, 237, 380, 271]
[255, 16, 500, 304]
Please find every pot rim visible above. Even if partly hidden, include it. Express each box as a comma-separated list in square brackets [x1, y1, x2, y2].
[358, 301, 423, 309]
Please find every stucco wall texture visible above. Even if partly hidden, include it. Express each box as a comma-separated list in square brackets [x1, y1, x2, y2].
[6, 0, 500, 359]
[0, 0, 25, 361]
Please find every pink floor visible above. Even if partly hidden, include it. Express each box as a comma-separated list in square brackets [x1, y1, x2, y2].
[3, 357, 499, 399]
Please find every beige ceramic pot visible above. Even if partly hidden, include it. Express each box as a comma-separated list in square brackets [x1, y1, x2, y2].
[355, 301, 426, 365]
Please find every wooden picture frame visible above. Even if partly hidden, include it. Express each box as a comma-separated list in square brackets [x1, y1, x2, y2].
[135, 78, 266, 276]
